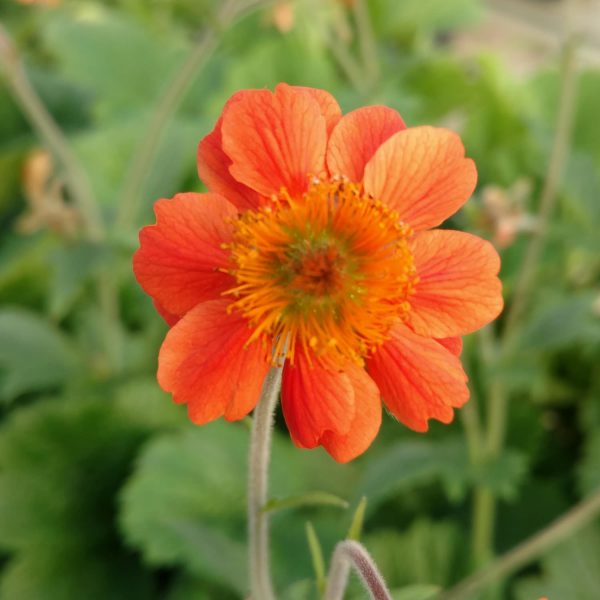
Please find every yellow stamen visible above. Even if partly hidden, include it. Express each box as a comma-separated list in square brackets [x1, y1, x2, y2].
[224, 178, 417, 366]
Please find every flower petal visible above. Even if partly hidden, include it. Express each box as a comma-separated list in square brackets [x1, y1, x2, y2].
[158, 300, 271, 424]
[153, 299, 180, 327]
[133, 193, 237, 317]
[327, 106, 406, 182]
[408, 230, 503, 337]
[294, 86, 342, 135]
[197, 107, 263, 211]
[281, 353, 354, 450]
[367, 323, 469, 432]
[363, 126, 477, 230]
[320, 365, 381, 462]
[436, 337, 463, 356]
[222, 83, 327, 198]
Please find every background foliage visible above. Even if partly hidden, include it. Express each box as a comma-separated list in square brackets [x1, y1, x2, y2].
[1, 0, 599, 598]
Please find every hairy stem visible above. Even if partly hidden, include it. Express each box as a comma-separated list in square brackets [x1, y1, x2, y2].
[325, 540, 393, 600]
[248, 366, 282, 600]
[439, 487, 600, 600]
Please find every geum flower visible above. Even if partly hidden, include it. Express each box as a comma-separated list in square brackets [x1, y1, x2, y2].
[134, 84, 503, 462]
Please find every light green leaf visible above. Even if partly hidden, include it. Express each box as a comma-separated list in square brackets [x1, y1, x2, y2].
[519, 292, 600, 351]
[391, 584, 441, 600]
[0, 309, 79, 402]
[305, 522, 326, 595]
[347, 496, 368, 541]
[263, 491, 349, 514]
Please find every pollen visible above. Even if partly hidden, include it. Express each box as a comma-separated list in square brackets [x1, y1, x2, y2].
[224, 178, 418, 366]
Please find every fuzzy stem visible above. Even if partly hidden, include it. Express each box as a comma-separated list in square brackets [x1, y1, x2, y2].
[325, 540, 393, 600]
[248, 366, 282, 600]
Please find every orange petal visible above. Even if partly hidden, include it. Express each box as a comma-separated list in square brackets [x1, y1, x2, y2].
[436, 337, 463, 356]
[153, 299, 180, 327]
[367, 323, 469, 432]
[294, 86, 342, 135]
[133, 193, 236, 317]
[363, 126, 477, 230]
[281, 352, 354, 450]
[320, 365, 382, 462]
[327, 105, 406, 182]
[408, 230, 503, 337]
[221, 83, 327, 198]
[197, 109, 263, 211]
[158, 300, 271, 424]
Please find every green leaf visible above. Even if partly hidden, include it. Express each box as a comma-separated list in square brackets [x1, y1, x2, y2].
[0, 396, 158, 598]
[347, 496, 368, 541]
[366, 520, 464, 589]
[305, 522, 326, 596]
[263, 491, 349, 514]
[0, 308, 79, 402]
[391, 585, 441, 600]
[519, 292, 600, 351]
[43, 9, 183, 119]
[514, 524, 600, 600]
[119, 421, 351, 592]
[48, 242, 109, 319]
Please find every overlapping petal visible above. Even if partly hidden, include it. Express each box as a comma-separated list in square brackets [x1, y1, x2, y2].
[281, 353, 354, 450]
[327, 105, 406, 182]
[158, 300, 271, 424]
[294, 86, 342, 135]
[197, 104, 262, 211]
[367, 323, 469, 432]
[221, 83, 327, 198]
[363, 126, 477, 230]
[408, 230, 503, 338]
[320, 365, 381, 463]
[133, 193, 237, 317]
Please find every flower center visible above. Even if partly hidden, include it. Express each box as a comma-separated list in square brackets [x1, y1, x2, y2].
[225, 178, 418, 366]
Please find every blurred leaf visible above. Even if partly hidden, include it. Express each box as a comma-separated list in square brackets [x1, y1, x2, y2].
[0, 308, 79, 402]
[578, 431, 600, 495]
[0, 547, 153, 600]
[305, 521, 326, 596]
[519, 292, 600, 351]
[514, 524, 600, 600]
[356, 438, 528, 506]
[371, 0, 481, 37]
[43, 9, 182, 119]
[263, 491, 349, 514]
[366, 520, 463, 589]
[48, 242, 108, 319]
[347, 496, 367, 541]
[0, 396, 158, 597]
[391, 585, 440, 600]
[120, 421, 352, 592]
[166, 521, 247, 596]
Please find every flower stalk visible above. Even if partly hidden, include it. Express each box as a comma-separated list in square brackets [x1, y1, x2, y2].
[248, 366, 283, 600]
[325, 540, 393, 600]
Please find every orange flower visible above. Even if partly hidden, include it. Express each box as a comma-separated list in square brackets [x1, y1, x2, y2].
[134, 84, 503, 462]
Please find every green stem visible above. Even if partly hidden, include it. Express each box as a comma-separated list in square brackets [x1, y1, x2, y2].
[439, 488, 600, 600]
[467, 32, 580, 571]
[248, 366, 282, 600]
[352, 0, 380, 89]
[115, 0, 272, 230]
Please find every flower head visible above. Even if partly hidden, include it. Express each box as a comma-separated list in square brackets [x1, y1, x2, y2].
[134, 84, 503, 462]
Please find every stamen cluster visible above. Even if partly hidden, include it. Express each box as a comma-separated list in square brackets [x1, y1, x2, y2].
[225, 178, 418, 365]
